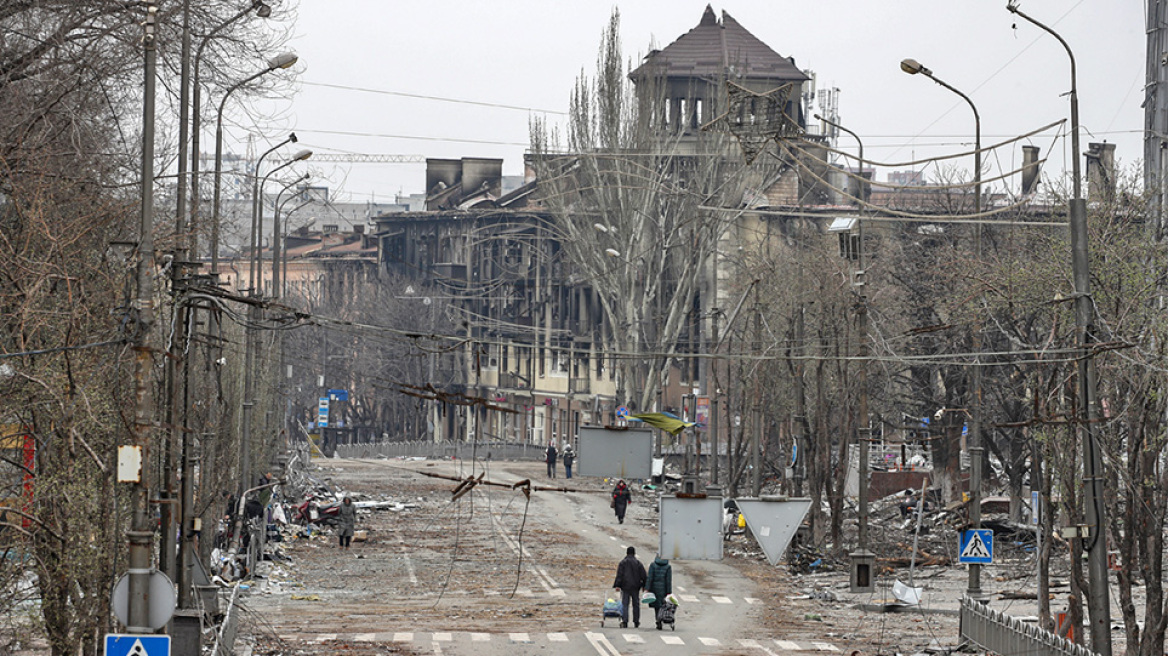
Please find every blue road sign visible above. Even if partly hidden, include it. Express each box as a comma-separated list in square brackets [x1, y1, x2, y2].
[959, 528, 994, 564]
[616, 406, 629, 419]
[105, 634, 170, 656]
[328, 388, 349, 402]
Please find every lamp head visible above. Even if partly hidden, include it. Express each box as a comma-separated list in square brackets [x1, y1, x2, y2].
[289, 132, 298, 143]
[604, 248, 621, 258]
[290, 149, 312, 162]
[900, 58, 930, 76]
[254, 1, 272, 18]
[267, 52, 298, 70]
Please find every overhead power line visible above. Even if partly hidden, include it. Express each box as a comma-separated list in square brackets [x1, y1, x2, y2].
[302, 80, 568, 116]
[309, 153, 426, 164]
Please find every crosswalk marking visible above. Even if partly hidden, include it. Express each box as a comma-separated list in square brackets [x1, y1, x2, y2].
[745, 597, 761, 604]
[712, 595, 733, 604]
[679, 594, 700, 603]
[286, 631, 838, 651]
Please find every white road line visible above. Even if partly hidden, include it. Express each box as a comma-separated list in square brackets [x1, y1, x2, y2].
[745, 597, 761, 604]
[392, 632, 412, 642]
[699, 637, 722, 646]
[661, 635, 685, 645]
[315, 634, 336, 642]
[396, 534, 418, 585]
[738, 638, 781, 655]
[548, 632, 569, 642]
[679, 594, 700, 603]
[509, 633, 531, 643]
[622, 633, 644, 643]
[431, 639, 444, 656]
[432, 632, 453, 642]
[585, 631, 623, 656]
[776, 639, 802, 650]
[812, 642, 840, 651]
[712, 595, 733, 604]
[483, 498, 561, 595]
[470, 633, 490, 641]
[353, 633, 376, 642]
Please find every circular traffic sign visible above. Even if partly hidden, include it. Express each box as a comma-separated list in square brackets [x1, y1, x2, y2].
[111, 570, 177, 630]
[616, 406, 629, 419]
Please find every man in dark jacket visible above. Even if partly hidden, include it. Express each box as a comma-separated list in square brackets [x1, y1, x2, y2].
[612, 546, 647, 628]
[645, 555, 673, 629]
[545, 443, 557, 478]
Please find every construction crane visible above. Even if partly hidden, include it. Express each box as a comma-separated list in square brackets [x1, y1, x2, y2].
[310, 154, 426, 164]
[199, 153, 426, 164]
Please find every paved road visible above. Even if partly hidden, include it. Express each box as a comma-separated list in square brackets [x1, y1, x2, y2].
[243, 457, 836, 655]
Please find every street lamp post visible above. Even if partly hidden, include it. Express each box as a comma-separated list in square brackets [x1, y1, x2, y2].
[817, 113, 875, 593]
[126, 0, 159, 633]
[239, 149, 310, 521]
[251, 149, 311, 296]
[271, 173, 311, 298]
[210, 52, 298, 275]
[1006, 5, 1110, 653]
[901, 58, 985, 601]
[189, 0, 271, 264]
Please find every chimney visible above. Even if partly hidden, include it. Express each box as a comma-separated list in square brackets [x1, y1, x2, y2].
[425, 159, 462, 196]
[1086, 142, 1116, 203]
[1021, 145, 1041, 196]
[461, 158, 503, 198]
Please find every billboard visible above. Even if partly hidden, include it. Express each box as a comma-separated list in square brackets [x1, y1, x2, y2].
[575, 426, 653, 479]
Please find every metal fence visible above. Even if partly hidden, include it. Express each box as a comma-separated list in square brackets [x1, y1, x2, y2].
[336, 440, 545, 461]
[211, 583, 241, 656]
[960, 596, 1098, 656]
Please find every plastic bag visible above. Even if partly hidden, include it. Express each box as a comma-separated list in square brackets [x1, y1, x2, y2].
[641, 591, 656, 605]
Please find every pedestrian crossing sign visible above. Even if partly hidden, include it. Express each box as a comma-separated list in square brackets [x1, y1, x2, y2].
[959, 529, 993, 564]
[104, 634, 170, 656]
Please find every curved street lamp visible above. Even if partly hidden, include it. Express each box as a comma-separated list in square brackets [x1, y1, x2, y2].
[901, 56, 985, 602]
[251, 149, 312, 297]
[189, 1, 272, 264]
[246, 134, 299, 292]
[272, 173, 311, 297]
[1006, 5, 1108, 653]
[210, 51, 299, 274]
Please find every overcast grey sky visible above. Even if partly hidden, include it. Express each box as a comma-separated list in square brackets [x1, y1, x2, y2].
[251, 1, 1146, 204]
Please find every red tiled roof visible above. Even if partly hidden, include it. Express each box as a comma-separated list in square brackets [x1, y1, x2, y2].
[631, 5, 808, 82]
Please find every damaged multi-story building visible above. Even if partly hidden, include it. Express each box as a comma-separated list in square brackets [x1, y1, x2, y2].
[372, 6, 838, 447]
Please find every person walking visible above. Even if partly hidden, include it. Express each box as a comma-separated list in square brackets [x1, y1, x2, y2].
[562, 445, 575, 479]
[337, 497, 356, 550]
[645, 554, 673, 629]
[545, 442, 558, 478]
[611, 479, 632, 524]
[612, 546, 647, 628]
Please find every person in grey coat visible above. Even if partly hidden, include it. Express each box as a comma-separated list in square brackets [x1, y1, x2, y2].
[337, 497, 356, 549]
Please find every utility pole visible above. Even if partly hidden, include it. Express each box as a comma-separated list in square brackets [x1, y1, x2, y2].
[1147, 0, 1168, 237]
[125, 0, 158, 633]
[1007, 5, 1110, 652]
[750, 294, 762, 497]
